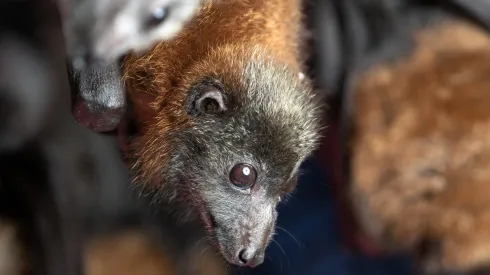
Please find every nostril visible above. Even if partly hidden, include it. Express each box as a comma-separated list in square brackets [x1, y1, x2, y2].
[236, 249, 264, 268]
[238, 249, 248, 265]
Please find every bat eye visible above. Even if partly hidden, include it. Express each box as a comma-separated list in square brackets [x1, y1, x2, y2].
[230, 163, 257, 189]
[147, 6, 169, 28]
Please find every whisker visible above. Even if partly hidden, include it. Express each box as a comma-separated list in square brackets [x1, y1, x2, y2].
[272, 238, 290, 270]
[276, 226, 305, 249]
[190, 236, 210, 252]
[224, 262, 231, 275]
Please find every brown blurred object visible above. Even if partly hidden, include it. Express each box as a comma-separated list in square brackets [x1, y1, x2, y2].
[85, 231, 176, 275]
[0, 221, 24, 275]
[193, 248, 229, 275]
[85, 231, 227, 275]
[347, 19, 490, 274]
[308, 0, 490, 274]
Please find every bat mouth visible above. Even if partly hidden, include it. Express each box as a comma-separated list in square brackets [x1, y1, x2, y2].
[199, 209, 217, 236]
[193, 196, 222, 252]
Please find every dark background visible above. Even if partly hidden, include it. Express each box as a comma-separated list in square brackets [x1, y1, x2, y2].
[233, 157, 413, 275]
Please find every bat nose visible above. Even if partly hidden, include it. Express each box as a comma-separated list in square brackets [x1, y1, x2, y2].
[236, 248, 265, 268]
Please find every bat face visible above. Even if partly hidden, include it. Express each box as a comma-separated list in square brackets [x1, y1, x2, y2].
[346, 20, 490, 274]
[162, 60, 320, 267]
[118, 0, 319, 267]
[64, 0, 205, 134]
[124, 49, 322, 267]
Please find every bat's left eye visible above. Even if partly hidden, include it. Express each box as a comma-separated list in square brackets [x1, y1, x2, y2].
[147, 6, 169, 28]
[230, 163, 257, 189]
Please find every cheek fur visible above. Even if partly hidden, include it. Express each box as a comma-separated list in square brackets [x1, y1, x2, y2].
[196, 202, 222, 251]
[180, 185, 221, 248]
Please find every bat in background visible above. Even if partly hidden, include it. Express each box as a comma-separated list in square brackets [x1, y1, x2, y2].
[309, 0, 490, 274]
[58, 0, 204, 133]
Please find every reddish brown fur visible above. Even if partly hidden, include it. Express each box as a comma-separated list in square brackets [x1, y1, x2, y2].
[349, 20, 490, 271]
[122, 0, 305, 187]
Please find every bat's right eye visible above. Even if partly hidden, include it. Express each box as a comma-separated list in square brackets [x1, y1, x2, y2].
[147, 6, 169, 28]
[229, 163, 257, 190]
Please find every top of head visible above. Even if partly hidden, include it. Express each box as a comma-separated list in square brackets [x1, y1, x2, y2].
[65, 0, 203, 64]
[123, 0, 321, 268]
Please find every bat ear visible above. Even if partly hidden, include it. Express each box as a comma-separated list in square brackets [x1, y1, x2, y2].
[448, 0, 490, 30]
[189, 86, 228, 116]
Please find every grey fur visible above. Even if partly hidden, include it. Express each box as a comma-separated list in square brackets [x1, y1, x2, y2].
[62, 0, 204, 132]
[138, 54, 322, 266]
[61, 0, 203, 63]
[71, 62, 123, 108]
[69, 61, 126, 132]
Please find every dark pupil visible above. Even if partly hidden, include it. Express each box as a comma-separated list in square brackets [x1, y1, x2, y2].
[148, 6, 168, 28]
[230, 164, 256, 188]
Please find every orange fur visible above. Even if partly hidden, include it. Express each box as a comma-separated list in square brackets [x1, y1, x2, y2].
[349, 20, 490, 271]
[123, 0, 305, 187]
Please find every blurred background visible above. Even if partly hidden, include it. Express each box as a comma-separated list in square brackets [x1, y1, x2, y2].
[4, 0, 490, 274]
